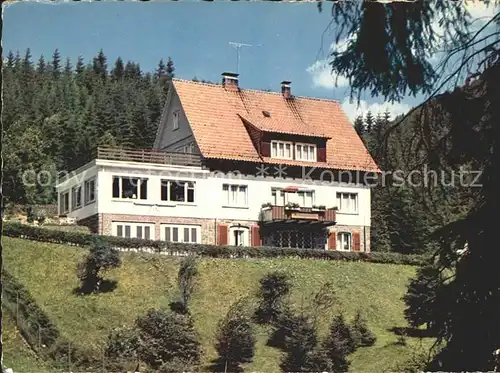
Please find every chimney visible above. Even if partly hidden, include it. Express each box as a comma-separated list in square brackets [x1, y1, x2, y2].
[222, 72, 239, 91]
[281, 81, 292, 99]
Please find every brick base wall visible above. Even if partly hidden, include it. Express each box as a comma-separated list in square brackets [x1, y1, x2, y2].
[328, 225, 371, 252]
[91, 213, 371, 252]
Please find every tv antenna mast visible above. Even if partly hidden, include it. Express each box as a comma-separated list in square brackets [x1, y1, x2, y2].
[229, 41, 260, 73]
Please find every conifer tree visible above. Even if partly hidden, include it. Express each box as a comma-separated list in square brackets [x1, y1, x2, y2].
[354, 115, 365, 137]
[75, 55, 85, 75]
[365, 111, 374, 133]
[111, 57, 124, 80]
[166, 56, 175, 78]
[51, 49, 61, 77]
[37, 55, 46, 74]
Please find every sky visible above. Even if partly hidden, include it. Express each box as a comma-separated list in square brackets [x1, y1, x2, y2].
[3, 1, 498, 122]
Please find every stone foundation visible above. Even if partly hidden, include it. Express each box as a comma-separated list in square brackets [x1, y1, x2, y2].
[328, 225, 371, 252]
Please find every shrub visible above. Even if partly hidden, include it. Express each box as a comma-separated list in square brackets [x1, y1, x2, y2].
[3, 222, 428, 265]
[105, 326, 140, 371]
[135, 309, 201, 370]
[254, 271, 291, 325]
[278, 311, 318, 372]
[327, 313, 357, 355]
[76, 236, 121, 294]
[26, 205, 35, 223]
[214, 298, 256, 372]
[351, 309, 377, 347]
[177, 255, 198, 313]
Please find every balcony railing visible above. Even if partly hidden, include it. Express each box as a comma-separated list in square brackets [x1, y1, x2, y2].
[261, 205, 336, 224]
[97, 146, 202, 167]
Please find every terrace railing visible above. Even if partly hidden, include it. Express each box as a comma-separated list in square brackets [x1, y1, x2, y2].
[96, 146, 202, 167]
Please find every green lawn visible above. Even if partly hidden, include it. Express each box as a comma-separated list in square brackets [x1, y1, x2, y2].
[2, 310, 55, 372]
[3, 236, 432, 372]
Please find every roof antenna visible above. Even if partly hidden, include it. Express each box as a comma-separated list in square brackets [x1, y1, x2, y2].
[229, 41, 261, 73]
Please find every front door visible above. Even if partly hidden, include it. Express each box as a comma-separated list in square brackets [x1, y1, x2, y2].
[230, 227, 249, 246]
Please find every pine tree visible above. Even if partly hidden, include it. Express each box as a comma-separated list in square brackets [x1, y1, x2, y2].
[166, 57, 175, 78]
[351, 310, 376, 347]
[111, 57, 124, 80]
[51, 49, 61, 77]
[6, 50, 15, 68]
[75, 55, 85, 75]
[37, 55, 46, 74]
[365, 111, 374, 133]
[354, 115, 365, 137]
[156, 58, 166, 78]
[93, 49, 108, 79]
[64, 57, 72, 76]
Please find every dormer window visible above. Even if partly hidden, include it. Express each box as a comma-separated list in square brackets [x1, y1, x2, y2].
[173, 111, 180, 130]
[271, 140, 293, 160]
[295, 143, 317, 162]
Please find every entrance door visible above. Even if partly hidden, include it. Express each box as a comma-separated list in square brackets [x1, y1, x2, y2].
[230, 227, 249, 246]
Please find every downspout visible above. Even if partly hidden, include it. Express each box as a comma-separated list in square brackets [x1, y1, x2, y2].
[215, 218, 217, 245]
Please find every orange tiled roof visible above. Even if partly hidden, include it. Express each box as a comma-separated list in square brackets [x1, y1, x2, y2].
[172, 79, 380, 172]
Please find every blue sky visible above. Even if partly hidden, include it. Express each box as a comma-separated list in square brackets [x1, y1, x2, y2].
[3, 1, 498, 121]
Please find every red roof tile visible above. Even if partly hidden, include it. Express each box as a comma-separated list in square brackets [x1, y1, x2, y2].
[172, 79, 380, 172]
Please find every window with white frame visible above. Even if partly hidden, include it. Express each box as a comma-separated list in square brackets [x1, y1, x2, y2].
[230, 226, 250, 246]
[295, 143, 317, 162]
[183, 142, 195, 154]
[113, 222, 154, 240]
[337, 232, 352, 251]
[161, 180, 195, 203]
[59, 191, 70, 214]
[84, 178, 96, 205]
[271, 188, 286, 206]
[112, 176, 148, 200]
[71, 185, 82, 210]
[223, 184, 248, 207]
[172, 111, 180, 130]
[271, 141, 293, 160]
[336, 192, 358, 214]
[297, 190, 314, 207]
[160, 224, 200, 243]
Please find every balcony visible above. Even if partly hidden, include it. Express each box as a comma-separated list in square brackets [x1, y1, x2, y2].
[97, 146, 201, 167]
[260, 205, 336, 226]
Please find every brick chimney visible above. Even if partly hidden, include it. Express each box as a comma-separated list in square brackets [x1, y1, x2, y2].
[281, 81, 292, 99]
[222, 72, 239, 91]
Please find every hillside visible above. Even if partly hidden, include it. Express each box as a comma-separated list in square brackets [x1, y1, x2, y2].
[3, 236, 432, 372]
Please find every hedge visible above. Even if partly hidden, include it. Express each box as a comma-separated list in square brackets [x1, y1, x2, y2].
[3, 222, 429, 266]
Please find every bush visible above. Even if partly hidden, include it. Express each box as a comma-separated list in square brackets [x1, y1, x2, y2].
[26, 205, 35, 223]
[135, 309, 201, 370]
[254, 271, 291, 325]
[3, 222, 428, 266]
[327, 313, 357, 355]
[177, 255, 198, 312]
[214, 298, 256, 372]
[105, 326, 140, 371]
[76, 236, 121, 294]
[351, 309, 377, 347]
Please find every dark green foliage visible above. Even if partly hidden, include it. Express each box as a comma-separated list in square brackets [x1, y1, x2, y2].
[76, 237, 121, 294]
[213, 298, 256, 372]
[351, 309, 376, 347]
[403, 264, 443, 333]
[105, 326, 140, 371]
[328, 314, 357, 355]
[176, 255, 198, 313]
[278, 311, 318, 372]
[3, 222, 428, 265]
[3, 48, 171, 205]
[254, 272, 291, 324]
[135, 309, 201, 370]
[354, 115, 365, 137]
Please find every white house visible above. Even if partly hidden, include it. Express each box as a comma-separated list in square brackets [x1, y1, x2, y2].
[56, 73, 380, 251]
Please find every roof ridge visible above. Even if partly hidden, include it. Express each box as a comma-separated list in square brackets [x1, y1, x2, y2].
[172, 78, 341, 103]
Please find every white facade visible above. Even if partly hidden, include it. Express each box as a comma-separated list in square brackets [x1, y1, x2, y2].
[56, 159, 371, 229]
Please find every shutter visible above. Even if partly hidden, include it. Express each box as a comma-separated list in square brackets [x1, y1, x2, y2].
[317, 146, 327, 162]
[328, 231, 336, 250]
[261, 141, 271, 157]
[353, 232, 361, 252]
[218, 224, 228, 245]
[251, 225, 261, 247]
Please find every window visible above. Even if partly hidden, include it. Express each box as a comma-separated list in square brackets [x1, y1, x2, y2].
[59, 191, 70, 214]
[230, 226, 250, 246]
[71, 186, 82, 210]
[336, 192, 358, 214]
[113, 222, 154, 239]
[271, 141, 293, 160]
[297, 190, 314, 207]
[161, 224, 200, 243]
[183, 142, 195, 153]
[271, 188, 286, 206]
[84, 178, 96, 205]
[112, 177, 148, 200]
[161, 180, 195, 203]
[295, 143, 317, 161]
[173, 111, 180, 130]
[337, 232, 352, 251]
[223, 184, 248, 207]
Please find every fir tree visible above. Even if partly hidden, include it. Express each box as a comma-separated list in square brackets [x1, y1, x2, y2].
[6, 50, 15, 68]
[75, 55, 85, 75]
[64, 57, 72, 76]
[166, 56, 175, 78]
[354, 115, 365, 137]
[51, 48, 61, 77]
[111, 57, 124, 80]
[37, 55, 46, 74]
[93, 49, 108, 79]
[365, 111, 374, 133]
[156, 58, 166, 78]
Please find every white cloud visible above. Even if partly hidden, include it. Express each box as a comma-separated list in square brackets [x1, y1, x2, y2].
[306, 36, 356, 90]
[465, 1, 499, 22]
[341, 98, 411, 123]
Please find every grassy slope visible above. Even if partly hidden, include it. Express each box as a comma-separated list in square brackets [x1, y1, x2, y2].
[3, 237, 432, 372]
[2, 311, 55, 372]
